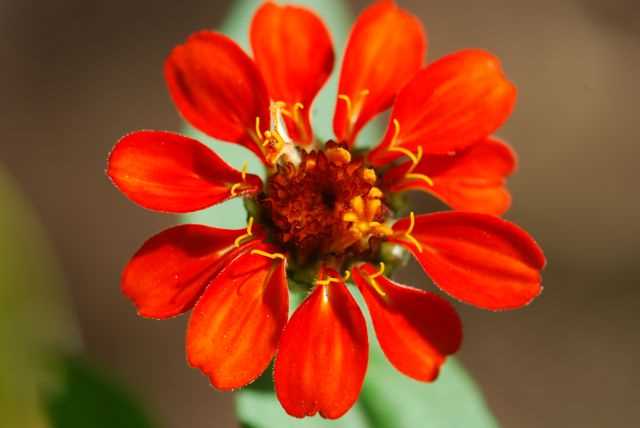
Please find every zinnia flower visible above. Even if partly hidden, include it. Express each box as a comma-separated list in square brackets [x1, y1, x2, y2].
[107, 0, 545, 419]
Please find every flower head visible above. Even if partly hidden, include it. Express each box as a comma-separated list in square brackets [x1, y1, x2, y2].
[107, 0, 545, 419]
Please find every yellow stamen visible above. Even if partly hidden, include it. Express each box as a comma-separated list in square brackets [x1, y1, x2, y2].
[387, 120, 434, 187]
[325, 147, 352, 165]
[254, 116, 286, 164]
[366, 198, 382, 220]
[240, 161, 248, 182]
[362, 168, 377, 184]
[350, 196, 365, 217]
[229, 183, 243, 196]
[337, 94, 353, 119]
[315, 276, 341, 286]
[405, 173, 434, 187]
[255, 117, 263, 141]
[368, 187, 383, 199]
[337, 89, 370, 133]
[395, 211, 423, 253]
[234, 217, 254, 248]
[342, 270, 351, 282]
[342, 212, 359, 222]
[363, 262, 387, 297]
[369, 262, 386, 279]
[250, 249, 286, 261]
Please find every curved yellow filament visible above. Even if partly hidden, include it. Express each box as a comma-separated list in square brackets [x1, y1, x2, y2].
[387, 120, 434, 187]
[234, 217, 254, 248]
[250, 249, 286, 261]
[368, 262, 386, 279]
[315, 276, 341, 286]
[395, 212, 423, 253]
[337, 94, 353, 120]
[405, 173, 434, 187]
[240, 161, 248, 182]
[363, 262, 387, 297]
[229, 183, 242, 197]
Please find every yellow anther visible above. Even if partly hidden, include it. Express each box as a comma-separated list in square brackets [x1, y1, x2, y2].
[350, 196, 365, 217]
[326, 147, 352, 165]
[342, 212, 359, 222]
[362, 168, 377, 184]
[367, 199, 382, 220]
[234, 217, 254, 248]
[254, 116, 286, 164]
[368, 187, 383, 199]
[342, 270, 351, 282]
[250, 249, 286, 261]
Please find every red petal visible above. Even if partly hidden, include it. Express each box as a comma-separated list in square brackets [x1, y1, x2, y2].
[352, 264, 462, 381]
[368, 50, 516, 165]
[187, 242, 288, 390]
[274, 268, 368, 419]
[251, 2, 334, 145]
[165, 31, 269, 161]
[383, 138, 516, 214]
[107, 131, 262, 213]
[122, 224, 263, 319]
[334, 0, 426, 145]
[390, 212, 545, 310]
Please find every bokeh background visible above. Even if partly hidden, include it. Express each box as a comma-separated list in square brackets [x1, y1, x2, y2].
[1, 0, 639, 427]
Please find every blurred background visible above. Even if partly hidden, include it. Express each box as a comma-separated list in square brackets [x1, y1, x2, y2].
[1, 0, 639, 427]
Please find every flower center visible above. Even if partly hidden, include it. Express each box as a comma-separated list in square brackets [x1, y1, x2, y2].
[259, 142, 391, 266]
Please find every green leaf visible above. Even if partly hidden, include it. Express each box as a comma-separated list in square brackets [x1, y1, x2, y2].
[0, 165, 157, 428]
[359, 344, 499, 428]
[44, 355, 155, 428]
[0, 166, 78, 428]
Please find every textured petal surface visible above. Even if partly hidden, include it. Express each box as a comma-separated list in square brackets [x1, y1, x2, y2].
[383, 139, 516, 214]
[187, 242, 288, 390]
[334, 0, 425, 145]
[274, 269, 368, 419]
[251, 2, 334, 144]
[368, 49, 516, 165]
[122, 224, 263, 319]
[108, 131, 262, 213]
[165, 31, 269, 161]
[352, 264, 462, 381]
[390, 212, 545, 310]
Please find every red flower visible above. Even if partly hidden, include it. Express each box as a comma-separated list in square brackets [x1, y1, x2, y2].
[107, 0, 545, 419]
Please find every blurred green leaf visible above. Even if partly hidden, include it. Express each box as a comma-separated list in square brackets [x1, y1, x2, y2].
[0, 166, 157, 428]
[0, 165, 78, 428]
[359, 344, 499, 428]
[44, 355, 155, 428]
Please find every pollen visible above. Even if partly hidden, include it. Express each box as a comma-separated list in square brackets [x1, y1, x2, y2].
[259, 142, 388, 265]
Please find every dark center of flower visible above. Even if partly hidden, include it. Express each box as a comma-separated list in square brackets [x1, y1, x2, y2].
[258, 142, 392, 266]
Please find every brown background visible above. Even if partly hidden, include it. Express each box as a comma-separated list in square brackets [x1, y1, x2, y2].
[1, 0, 639, 427]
